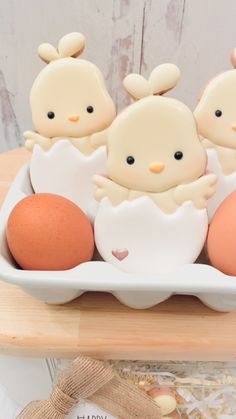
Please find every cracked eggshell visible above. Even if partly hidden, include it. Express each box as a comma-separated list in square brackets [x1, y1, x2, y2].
[30, 140, 106, 215]
[94, 197, 208, 274]
[206, 148, 236, 221]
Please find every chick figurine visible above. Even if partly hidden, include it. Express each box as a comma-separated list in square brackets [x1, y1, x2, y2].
[94, 64, 217, 274]
[26, 32, 116, 214]
[194, 50, 236, 220]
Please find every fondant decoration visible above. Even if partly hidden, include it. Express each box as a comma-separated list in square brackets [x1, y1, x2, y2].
[7, 193, 94, 270]
[94, 64, 217, 274]
[194, 50, 236, 220]
[147, 387, 177, 416]
[26, 32, 116, 213]
[207, 190, 236, 276]
[111, 248, 129, 261]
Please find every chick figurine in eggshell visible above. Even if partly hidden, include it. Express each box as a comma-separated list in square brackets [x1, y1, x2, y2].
[25, 32, 116, 214]
[194, 49, 236, 220]
[94, 64, 217, 275]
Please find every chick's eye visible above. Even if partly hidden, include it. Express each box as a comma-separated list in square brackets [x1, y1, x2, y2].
[87, 106, 94, 113]
[47, 111, 55, 119]
[126, 156, 135, 165]
[215, 110, 222, 117]
[174, 151, 183, 160]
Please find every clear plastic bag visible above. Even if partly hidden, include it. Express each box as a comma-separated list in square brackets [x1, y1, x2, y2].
[110, 361, 236, 418]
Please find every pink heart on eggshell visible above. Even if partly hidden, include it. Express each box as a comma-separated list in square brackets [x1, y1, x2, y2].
[112, 248, 129, 261]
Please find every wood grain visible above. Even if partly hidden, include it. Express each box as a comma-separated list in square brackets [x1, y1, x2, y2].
[0, 282, 236, 361]
[0, 148, 236, 360]
[1, 1, 236, 151]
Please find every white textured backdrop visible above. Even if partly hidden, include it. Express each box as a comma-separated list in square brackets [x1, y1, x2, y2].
[0, 0, 236, 151]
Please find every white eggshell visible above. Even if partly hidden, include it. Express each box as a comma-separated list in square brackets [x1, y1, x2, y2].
[207, 148, 236, 221]
[30, 140, 106, 214]
[94, 197, 208, 274]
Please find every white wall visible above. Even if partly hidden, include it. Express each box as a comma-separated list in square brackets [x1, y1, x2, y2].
[0, 0, 236, 151]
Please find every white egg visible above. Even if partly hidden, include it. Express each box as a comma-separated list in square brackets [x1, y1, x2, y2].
[95, 197, 208, 274]
[207, 148, 236, 221]
[30, 140, 106, 215]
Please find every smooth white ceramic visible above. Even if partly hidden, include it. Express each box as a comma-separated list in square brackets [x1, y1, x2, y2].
[1, 163, 236, 311]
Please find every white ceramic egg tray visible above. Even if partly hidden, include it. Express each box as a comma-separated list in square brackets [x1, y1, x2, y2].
[1, 163, 236, 312]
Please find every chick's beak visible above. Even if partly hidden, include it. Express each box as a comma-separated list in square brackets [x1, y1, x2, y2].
[68, 114, 80, 122]
[232, 124, 236, 131]
[149, 162, 165, 174]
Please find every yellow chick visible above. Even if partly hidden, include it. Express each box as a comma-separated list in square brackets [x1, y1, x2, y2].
[194, 50, 236, 176]
[24, 32, 116, 155]
[95, 64, 216, 213]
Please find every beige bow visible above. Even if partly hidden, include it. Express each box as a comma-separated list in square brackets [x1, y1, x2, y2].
[18, 355, 161, 419]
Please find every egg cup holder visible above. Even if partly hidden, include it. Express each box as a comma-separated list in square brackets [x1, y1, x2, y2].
[0, 164, 236, 311]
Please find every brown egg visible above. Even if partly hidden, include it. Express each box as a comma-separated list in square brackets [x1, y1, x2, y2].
[207, 191, 236, 275]
[7, 193, 94, 270]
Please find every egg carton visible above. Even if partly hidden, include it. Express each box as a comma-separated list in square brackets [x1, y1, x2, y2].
[0, 163, 236, 311]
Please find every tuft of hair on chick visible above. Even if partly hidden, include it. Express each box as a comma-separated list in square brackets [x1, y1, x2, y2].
[38, 32, 86, 63]
[123, 63, 181, 100]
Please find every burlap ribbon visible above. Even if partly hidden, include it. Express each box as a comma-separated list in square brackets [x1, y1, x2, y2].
[17, 355, 162, 419]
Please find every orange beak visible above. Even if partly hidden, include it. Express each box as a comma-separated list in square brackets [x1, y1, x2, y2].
[232, 124, 236, 131]
[68, 114, 80, 122]
[149, 162, 165, 174]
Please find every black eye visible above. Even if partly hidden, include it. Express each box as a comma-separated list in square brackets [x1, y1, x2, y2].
[47, 111, 55, 119]
[126, 156, 135, 165]
[174, 151, 183, 160]
[215, 110, 222, 117]
[87, 106, 94, 113]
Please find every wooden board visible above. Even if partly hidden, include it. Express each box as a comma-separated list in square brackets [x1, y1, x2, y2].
[0, 148, 236, 360]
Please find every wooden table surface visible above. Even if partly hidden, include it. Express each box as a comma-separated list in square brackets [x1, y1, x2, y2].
[0, 148, 236, 361]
